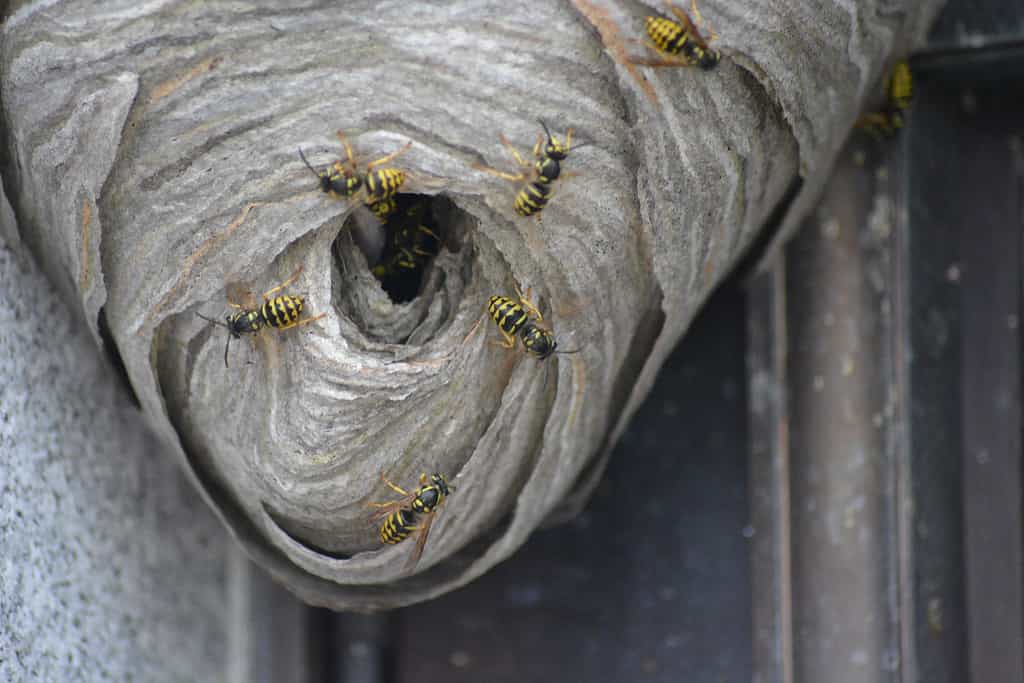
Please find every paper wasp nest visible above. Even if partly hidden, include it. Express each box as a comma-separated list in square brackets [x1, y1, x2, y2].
[0, 0, 942, 609]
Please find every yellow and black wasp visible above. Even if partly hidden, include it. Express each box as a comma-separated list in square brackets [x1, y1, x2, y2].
[367, 472, 453, 569]
[473, 120, 580, 218]
[299, 130, 412, 214]
[371, 196, 441, 279]
[367, 196, 399, 222]
[855, 60, 913, 138]
[486, 285, 578, 360]
[196, 265, 325, 367]
[630, 0, 721, 70]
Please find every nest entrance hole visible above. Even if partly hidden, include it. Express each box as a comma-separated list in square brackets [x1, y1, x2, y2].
[339, 193, 461, 304]
[332, 193, 475, 345]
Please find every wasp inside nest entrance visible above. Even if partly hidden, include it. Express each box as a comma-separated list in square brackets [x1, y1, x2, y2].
[333, 193, 473, 345]
[340, 193, 451, 304]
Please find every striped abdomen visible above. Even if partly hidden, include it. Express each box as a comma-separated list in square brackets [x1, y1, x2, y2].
[369, 196, 398, 221]
[645, 16, 691, 55]
[644, 16, 719, 68]
[260, 295, 305, 330]
[381, 508, 418, 544]
[513, 181, 553, 217]
[488, 296, 529, 336]
[364, 168, 406, 204]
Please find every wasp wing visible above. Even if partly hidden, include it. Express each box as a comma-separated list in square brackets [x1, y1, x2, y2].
[405, 509, 437, 570]
[668, 3, 710, 50]
[366, 494, 417, 523]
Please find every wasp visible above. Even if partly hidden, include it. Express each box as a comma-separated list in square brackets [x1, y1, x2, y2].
[473, 120, 579, 218]
[630, 0, 720, 70]
[371, 197, 441, 278]
[196, 265, 325, 367]
[486, 285, 578, 360]
[855, 60, 913, 138]
[299, 130, 412, 213]
[368, 196, 399, 222]
[367, 472, 453, 569]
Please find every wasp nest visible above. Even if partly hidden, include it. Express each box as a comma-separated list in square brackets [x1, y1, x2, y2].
[0, 0, 942, 609]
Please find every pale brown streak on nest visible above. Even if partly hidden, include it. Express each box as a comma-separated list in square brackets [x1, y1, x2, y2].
[147, 56, 224, 109]
[568, 0, 659, 106]
[140, 200, 268, 333]
[79, 198, 93, 291]
[702, 221, 726, 289]
[567, 353, 586, 427]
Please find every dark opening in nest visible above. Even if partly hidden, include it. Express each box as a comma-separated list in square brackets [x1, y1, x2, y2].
[365, 193, 446, 303]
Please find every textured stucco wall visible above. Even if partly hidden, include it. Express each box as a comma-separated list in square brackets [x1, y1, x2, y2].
[0, 178, 230, 682]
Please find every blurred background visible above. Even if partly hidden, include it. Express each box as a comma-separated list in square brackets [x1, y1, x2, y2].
[2, 0, 1022, 681]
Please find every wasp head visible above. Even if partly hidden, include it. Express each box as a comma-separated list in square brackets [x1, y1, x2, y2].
[521, 323, 557, 360]
[538, 119, 570, 160]
[697, 48, 721, 70]
[429, 473, 451, 497]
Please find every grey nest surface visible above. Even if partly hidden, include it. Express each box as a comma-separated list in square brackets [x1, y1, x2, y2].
[1, 0, 942, 609]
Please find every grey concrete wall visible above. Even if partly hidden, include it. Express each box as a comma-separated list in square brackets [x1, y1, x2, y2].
[0, 177, 231, 682]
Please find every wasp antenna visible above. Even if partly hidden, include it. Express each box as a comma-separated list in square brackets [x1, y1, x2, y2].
[297, 148, 319, 176]
[538, 119, 553, 140]
[568, 140, 593, 151]
[223, 334, 233, 368]
[196, 312, 229, 329]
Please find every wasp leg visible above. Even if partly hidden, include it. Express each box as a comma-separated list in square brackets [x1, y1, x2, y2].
[274, 312, 326, 332]
[461, 310, 488, 347]
[380, 473, 410, 497]
[855, 112, 891, 128]
[498, 133, 533, 170]
[262, 265, 305, 300]
[854, 113, 892, 141]
[530, 132, 546, 161]
[417, 225, 441, 241]
[665, 0, 717, 43]
[515, 284, 544, 323]
[334, 130, 360, 174]
[630, 46, 699, 68]
[489, 327, 518, 350]
[473, 163, 526, 183]
[365, 141, 413, 173]
[684, 0, 717, 41]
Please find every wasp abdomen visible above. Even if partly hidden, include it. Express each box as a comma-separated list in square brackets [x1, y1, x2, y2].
[641, 6, 721, 70]
[514, 182, 553, 217]
[381, 508, 417, 544]
[369, 196, 399, 221]
[261, 295, 304, 330]
[647, 16, 687, 54]
[488, 296, 529, 335]
[365, 168, 406, 204]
